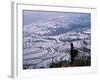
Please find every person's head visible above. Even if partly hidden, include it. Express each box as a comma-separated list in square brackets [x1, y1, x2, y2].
[70, 43, 73, 49]
[70, 43, 73, 46]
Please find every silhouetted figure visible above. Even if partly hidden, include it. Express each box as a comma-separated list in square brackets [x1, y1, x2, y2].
[70, 43, 78, 64]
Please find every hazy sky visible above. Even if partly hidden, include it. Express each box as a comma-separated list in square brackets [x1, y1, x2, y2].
[23, 10, 90, 26]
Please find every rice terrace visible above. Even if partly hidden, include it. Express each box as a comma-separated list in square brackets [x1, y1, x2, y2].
[23, 10, 91, 69]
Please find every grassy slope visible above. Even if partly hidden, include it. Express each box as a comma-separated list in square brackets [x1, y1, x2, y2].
[49, 56, 91, 68]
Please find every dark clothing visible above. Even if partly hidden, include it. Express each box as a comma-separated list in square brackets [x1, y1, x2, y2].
[70, 43, 78, 63]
